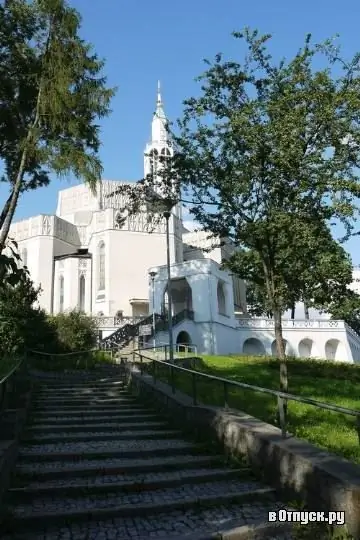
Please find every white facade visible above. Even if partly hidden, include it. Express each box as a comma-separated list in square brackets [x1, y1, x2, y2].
[145, 259, 360, 363]
[7, 84, 360, 363]
[8, 84, 246, 324]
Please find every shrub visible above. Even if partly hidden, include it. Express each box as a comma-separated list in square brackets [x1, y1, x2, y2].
[0, 272, 57, 358]
[50, 310, 98, 352]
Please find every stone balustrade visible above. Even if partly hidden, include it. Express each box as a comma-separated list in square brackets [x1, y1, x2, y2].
[236, 318, 346, 330]
[95, 316, 143, 328]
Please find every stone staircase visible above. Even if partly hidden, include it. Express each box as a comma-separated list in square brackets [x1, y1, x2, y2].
[0, 370, 294, 539]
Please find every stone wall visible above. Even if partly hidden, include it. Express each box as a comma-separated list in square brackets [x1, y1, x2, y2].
[127, 367, 360, 538]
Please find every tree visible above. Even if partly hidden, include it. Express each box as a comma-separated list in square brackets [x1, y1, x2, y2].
[326, 289, 360, 335]
[51, 309, 98, 352]
[0, 269, 57, 357]
[169, 29, 360, 393]
[0, 0, 115, 251]
[235, 223, 354, 322]
[0, 239, 26, 287]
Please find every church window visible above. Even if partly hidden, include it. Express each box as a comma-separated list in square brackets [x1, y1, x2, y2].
[149, 149, 158, 177]
[59, 275, 64, 312]
[22, 248, 28, 267]
[98, 242, 105, 290]
[79, 275, 85, 311]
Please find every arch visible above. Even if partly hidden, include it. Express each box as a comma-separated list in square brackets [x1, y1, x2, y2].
[271, 339, 292, 356]
[217, 281, 226, 315]
[298, 338, 315, 358]
[22, 247, 28, 267]
[59, 275, 64, 313]
[160, 147, 171, 165]
[242, 338, 266, 355]
[149, 148, 159, 177]
[162, 278, 193, 318]
[176, 330, 192, 346]
[79, 275, 85, 312]
[325, 339, 346, 361]
[98, 241, 105, 290]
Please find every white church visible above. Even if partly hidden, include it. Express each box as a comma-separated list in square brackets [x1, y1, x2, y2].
[7, 84, 360, 363]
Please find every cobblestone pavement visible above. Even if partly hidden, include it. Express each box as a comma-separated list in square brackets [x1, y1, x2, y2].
[1, 502, 293, 539]
[1, 370, 295, 538]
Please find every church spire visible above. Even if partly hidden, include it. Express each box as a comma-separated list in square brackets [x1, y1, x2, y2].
[144, 81, 173, 180]
[151, 80, 167, 143]
[157, 80, 161, 105]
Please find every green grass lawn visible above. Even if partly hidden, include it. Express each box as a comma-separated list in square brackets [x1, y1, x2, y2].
[151, 355, 360, 464]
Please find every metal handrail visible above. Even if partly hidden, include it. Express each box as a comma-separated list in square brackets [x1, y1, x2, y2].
[0, 357, 24, 386]
[0, 354, 26, 413]
[131, 348, 360, 442]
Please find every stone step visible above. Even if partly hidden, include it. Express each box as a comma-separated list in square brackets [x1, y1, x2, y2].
[30, 405, 144, 414]
[25, 420, 170, 433]
[31, 401, 142, 411]
[18, 438, 198, 462]
[31, 404, 148, 413]
[3, 480, 276, 529]
[15, 454, 225, 480]
[21, 429, 182, 443]
[30, 413, 159, 424]
[0, 505, 294, 539]
[33, 392, 131, 400]
[34, 388, 131, 395]
[35, 382, 127, 391]
[39, 380, 125, 388]
[33, 392, 137, 406]
[9, 467, 251, 498]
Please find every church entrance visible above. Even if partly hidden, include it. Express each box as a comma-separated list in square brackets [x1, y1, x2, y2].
[176, 330, 192, 346]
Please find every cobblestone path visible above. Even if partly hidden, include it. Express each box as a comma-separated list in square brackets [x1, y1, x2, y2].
[0, 369, 294, 539]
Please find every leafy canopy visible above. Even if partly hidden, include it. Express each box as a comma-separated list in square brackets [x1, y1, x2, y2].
[170, 29, 360, 358]
[0, 0, 115, 247]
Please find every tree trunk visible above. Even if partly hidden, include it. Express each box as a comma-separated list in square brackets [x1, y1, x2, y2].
[0, 167, 26, 254]
[304, 301, 309, 320]
[0, 191, 13, 231]
[273, 307, 288, 425]
[273, 307, 288, 389]
[291, 304, 295, 320]
[0, 14, 52, 254]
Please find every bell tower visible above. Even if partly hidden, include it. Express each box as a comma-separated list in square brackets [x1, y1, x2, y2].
[144, 82, 183, 262]
[144, 81, 174, 182]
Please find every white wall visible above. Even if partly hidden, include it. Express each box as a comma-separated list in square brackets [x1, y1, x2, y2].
[152, 318, 358, 362]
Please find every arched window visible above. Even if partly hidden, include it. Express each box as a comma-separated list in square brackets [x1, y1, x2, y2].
[79, 275, 85, 312]
[217, 281, 226, 315]
[22, 248, 28, 267]
[149, 149, 158, 177]
[98, 242, 105, 290]
[59, 275, 64, 313]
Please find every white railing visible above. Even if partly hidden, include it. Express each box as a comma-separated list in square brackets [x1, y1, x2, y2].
[236, 318, 346, 330]
[140, 342, 198, 361]
[95, 316, 143, 328]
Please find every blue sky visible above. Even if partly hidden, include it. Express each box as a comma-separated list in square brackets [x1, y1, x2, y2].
[2, 0, 360, 262]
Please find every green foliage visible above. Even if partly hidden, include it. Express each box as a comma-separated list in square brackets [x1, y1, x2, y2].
[49, 309, 98, 352]
[171, 29, 360, 367]
[0, 0, 116, 249]
[0, 239, 28, 287]
[238, 222, 357, 320]
[0, 268, 57, 357]
[29, 349, 113, 372]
